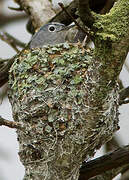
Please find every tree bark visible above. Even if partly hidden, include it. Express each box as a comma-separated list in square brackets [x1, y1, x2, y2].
[79, 145, 129, 179]
[15, 0, 56, 29]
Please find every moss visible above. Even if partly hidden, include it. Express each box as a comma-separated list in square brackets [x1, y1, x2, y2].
[93, 0, 129, 41]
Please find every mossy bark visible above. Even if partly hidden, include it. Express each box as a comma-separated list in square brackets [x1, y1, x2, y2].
[8, 0, 129, 179]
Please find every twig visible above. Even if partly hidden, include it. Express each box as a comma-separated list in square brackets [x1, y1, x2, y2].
[58, 2, 89, 36]
[8, 6, 23, 11]
[120, 99, 129, 105]
[79, 145, 129, 180]
[0, 58, 14, 78]
[0, 32, 19, 52]
[0, 58, 8, 69]
[119, 86, 129, 105]
[0, 78, 9, 87]
[0, 14, 27, 27]
[0, 58, 14, 87]
[50, 1, 78, 26]
[0, 58, 10, 87]
[3, 32, 26, 48]
[0, 32, 25, 88]
[105, 136, 120, 152]
[0, 83, 8, 104]
[0, 116, 24, 130]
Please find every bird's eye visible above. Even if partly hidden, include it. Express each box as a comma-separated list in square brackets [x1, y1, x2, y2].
[48, 25, 56, 32]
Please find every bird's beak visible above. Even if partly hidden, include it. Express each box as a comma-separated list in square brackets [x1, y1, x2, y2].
[58, 24, 75, 32]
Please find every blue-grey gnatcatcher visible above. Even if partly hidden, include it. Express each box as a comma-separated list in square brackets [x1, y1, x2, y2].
[29, 22, 75, 48]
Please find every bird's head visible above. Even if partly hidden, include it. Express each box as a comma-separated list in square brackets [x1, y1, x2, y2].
[29, 22, 74, 48]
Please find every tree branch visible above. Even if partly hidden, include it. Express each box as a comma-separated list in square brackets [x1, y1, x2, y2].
[85, 167, 125, 180]
[92, 0, 129, 86]
[79, 145, 129, 180]
[0, 14, 27, 27]
[120, 165, 129, 180]
[15, 0, 56, 30]
[0, 116, 24, 130]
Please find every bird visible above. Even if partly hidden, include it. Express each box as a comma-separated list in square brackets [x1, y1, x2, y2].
[29, 22, 75, 48]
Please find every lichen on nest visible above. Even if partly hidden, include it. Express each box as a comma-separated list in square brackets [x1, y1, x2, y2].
[8, 42, 93, 139]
